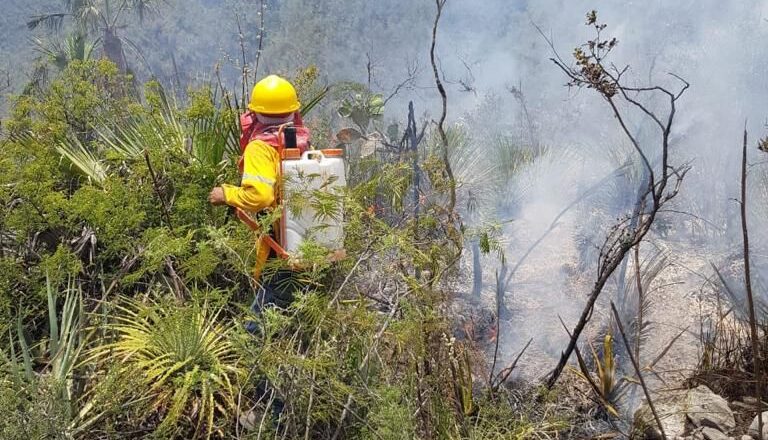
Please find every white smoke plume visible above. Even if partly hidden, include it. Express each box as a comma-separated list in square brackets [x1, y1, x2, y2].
[6, 0, 768, 390]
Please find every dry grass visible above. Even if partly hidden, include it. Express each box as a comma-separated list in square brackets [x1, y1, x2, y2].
[688, 316, 768, 402]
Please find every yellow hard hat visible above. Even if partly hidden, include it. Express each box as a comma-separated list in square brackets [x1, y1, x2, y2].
[248, 75, 301, 114]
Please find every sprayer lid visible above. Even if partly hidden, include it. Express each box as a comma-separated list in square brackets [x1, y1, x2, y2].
[283, 148, 301, 160]
[321, 148, 344, 157]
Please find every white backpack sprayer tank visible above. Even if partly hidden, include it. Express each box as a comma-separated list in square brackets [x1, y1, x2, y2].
[280, 143, 346, 255]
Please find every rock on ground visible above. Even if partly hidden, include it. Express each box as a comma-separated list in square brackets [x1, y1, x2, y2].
[701, 426, 730, 440]
[635, 388, 689, 439]
[686, 385, 736, 433]
[747, 411, 768, 439]
[635, 385, 736, 438]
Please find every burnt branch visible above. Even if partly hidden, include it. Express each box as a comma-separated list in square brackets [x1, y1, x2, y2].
[143, 150, 174, 234]
[430, 0, 457, 216]
[489, 337, 532, 393]
[544, 11, 689, 389]
[381, 62, 420, 107]
[741, 127, 763, 438]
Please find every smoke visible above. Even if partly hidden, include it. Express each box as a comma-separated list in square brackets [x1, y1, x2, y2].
[422, 0, 768, 383]
[125, 0, 768, 380]
[6, 0, 768, 392]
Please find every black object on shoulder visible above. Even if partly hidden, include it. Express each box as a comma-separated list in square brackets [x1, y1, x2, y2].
[283, 126, 297, 149]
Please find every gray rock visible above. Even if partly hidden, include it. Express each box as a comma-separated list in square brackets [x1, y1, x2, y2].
[686, 386, 736, 433]
[682, 428, 704, 440]
[701, 427, 729, 440]
[635, 386, 737, 438]
[747, 411, 768, 438]
[634, 388, 689, 439]
[741, 435, 754, 440]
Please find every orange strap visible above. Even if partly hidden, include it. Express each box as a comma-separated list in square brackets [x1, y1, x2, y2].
[235, 208, 290, 259]
[274, 123, 291, 253]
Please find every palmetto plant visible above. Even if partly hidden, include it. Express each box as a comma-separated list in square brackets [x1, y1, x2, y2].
[57, 82, 239, 184]
[89, 297, 246, 438]
[27, 0, 162, 73]
[56, 78, 333, 184]
[32, 30, 100, 71]
[442, 127, 542, 297]
[55, 134, 109, 184]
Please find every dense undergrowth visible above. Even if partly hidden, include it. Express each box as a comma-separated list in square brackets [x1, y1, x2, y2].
[0, 59, 580, 439]
[8, 8, 766, 438]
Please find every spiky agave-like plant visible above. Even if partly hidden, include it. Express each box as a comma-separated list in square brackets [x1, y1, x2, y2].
[89, 297, 246, 438]
[570, 332, 626, 418]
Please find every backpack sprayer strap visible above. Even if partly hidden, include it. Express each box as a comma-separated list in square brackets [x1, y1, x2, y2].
[235, 208, 290, 259]
[274, 122, 292, 256]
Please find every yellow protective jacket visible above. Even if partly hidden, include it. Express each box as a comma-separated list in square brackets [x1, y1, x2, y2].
[221, 139, 280, 279]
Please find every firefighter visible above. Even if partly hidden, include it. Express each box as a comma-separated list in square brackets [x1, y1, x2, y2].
[208, 74, 311, 328]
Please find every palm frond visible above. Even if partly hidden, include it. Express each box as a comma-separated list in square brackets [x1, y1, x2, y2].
[47, 276, 85, 389]
[300, 85, 331, 117]
[32, 31, 100, 71]
[66, 32, 100, 64]
[8, 274, 87, 406]
[27, 13, 69, 31]
[189, 103, 239, 167]
[125, 0, 160, 22]
[72, 2, 103, 32]
[15, 315, 33, 380]
[56, 135, 108, 184]
[30, 37, 68, 70]
[492, 133, 544, 183]
[612, 250, 668, 363]
[120, 35, 155, 74]
[95, 85, 183, 159]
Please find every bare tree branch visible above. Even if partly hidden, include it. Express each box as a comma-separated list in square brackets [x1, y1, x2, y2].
[490, 338, 532, 392]
[741, 127, 763, 439]
[143, 150, 174, 234]
[430, 0, 457, 216]
[252, 0, 266, 82]
[544, 11, 689, 389]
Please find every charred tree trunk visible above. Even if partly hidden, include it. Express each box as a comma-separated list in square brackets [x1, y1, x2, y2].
[405, 101, 425, 279]
[102, 27, 128, 73]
